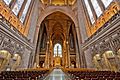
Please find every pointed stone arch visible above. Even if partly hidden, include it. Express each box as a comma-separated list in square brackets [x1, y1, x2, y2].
[37, 6, 78, 28]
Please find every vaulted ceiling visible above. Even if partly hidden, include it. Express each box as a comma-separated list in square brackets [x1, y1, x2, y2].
[41, 0, 76, 5]
[43, 11, 74, 44]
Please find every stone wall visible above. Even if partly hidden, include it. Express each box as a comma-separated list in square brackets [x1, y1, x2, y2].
[0, 20, 33, 69]
[82, 12, 120, 68]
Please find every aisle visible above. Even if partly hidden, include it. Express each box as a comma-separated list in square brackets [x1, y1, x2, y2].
[44, 69, 70, 80]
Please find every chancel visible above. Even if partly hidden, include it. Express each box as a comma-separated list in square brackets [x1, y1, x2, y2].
[54, 45, 61, 67]
[0, 0, 120, 80]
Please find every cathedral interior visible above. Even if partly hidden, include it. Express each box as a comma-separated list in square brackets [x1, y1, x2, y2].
[0, 0, 120, 80]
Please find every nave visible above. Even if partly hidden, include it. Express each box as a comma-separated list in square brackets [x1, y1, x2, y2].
[45, 69, 70, 80]
[0, 0, 120, 80]
[0, 68, 120, 80]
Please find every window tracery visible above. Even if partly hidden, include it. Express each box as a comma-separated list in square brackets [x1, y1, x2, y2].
[12, 0, 24, 16]
[101, 0, 113, 8]
[91, 0, 102, 17]
[84, 0, 95, 24]
[54, 43, 62, 57]
[20, 0, 32, 23]
[3, 0, 12, 5]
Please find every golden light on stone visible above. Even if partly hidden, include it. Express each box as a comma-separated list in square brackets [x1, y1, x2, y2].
[41, 0, 76, 5]
[52, 0, 64, 5]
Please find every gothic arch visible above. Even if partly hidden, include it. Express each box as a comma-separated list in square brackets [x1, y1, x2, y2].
[37, 6, 78, 28]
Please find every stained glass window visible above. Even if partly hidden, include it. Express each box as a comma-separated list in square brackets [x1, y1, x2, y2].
[101, 0, 113, 8]
[84, 0, 95, 24]
[12, 0, 24, 16]
[91, 0, 102, 17]
[20, 0, 32, 23]
[3, 0, 12, 5]
[54, 43, 62, 57]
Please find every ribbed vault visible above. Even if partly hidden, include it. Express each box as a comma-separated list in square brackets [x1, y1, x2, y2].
[41, 0, 76, 5]
[43, 11, 73, 45]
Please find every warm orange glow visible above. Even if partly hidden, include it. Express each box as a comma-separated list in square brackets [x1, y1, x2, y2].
[87, 1, 120, 37]
[0, 1, 28, 36]
[41, 0, 76, 5]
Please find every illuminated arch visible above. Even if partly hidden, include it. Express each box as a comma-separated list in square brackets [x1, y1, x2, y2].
[54, 43, 62, 57]
[37, 6, 78, 28]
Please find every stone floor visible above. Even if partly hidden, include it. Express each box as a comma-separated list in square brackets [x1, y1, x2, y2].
[44, 69, 71, 80]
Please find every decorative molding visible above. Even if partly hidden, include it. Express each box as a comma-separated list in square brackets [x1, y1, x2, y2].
[83, 13, 120, 50]
[0, 21, 33, 56]
[83, 14, 120, 55]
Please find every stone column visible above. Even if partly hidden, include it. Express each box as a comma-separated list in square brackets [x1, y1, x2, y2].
[49, 40, 53, 67]
[47, 41, 50, 68]
[63, 41, 66, 67]
[36, 53, 39, 68]
[77, 0, 88, 42]
[35, 25, 44, 67]
[68, 44, 71, 68]
[77, 0, 92, 67]
[27, 0, 39, 43]
[84, 48, 93, 68]
[44, 41, 50, 68]
[26, 0, 39, 68]
[66, 41, 70, 68]
[72, 24, 80, 68]
[20, 48, 31, 69]
[51, 47, 54, 67]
